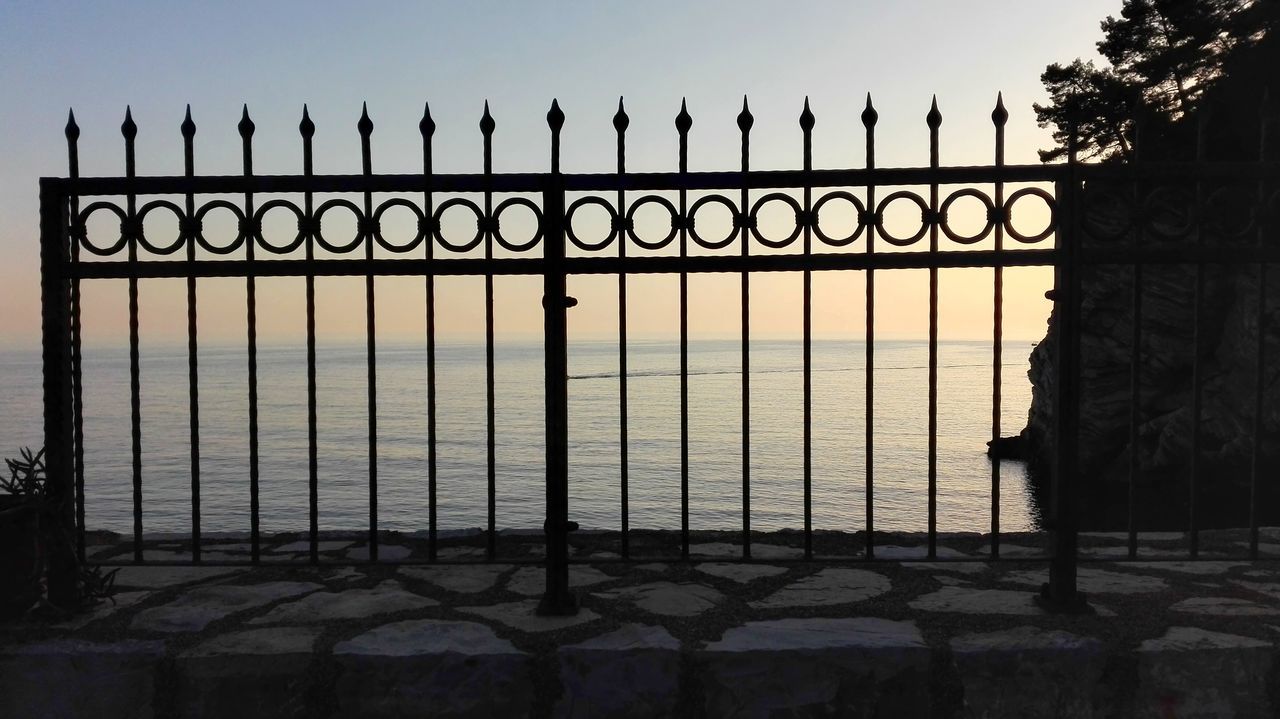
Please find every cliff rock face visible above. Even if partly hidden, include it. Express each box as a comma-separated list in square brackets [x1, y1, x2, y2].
[1023, 198, 1280, 530]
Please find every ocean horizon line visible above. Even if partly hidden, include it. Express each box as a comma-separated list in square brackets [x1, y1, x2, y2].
[0, 334, 1045, 357]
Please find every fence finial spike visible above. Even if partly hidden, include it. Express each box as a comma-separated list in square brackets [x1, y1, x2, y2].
[299, 104, 315, 139]
[737, 95, 754, 132]
[1196, 102, 1212, 158]
[65, 108, 80, 142]
[926, 95, 942, 129]
[121, 106, 137, 140]
[992, 92, 1008, 127]
[546, 98, 564, 132]
[481, 100, 496, 135]
[861, 93, 878, 128]
[676, 98, 692, 134]
[420, 102, 436, 137]
[799, 96, 815, 131]
[358, 102, 374, 137]
[181, 104, 196, 139]
[238, 104, 255, 138]
[1261, 88, 1273, 160]
[613, 96, 629, 133]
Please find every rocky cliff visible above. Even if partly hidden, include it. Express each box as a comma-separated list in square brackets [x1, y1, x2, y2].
[1022, 192, 1280, 530]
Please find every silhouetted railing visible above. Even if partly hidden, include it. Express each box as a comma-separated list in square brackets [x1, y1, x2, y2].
[38, 95, 1278, 614]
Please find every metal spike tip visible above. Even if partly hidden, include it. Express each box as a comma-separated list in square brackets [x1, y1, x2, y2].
[546, 99, 564, 132]
[861, 94, 878, 128]
[237, 105, 255, 138]
[358, 102, 374, 136]
[737, 96, 754, 132]
[299, 105, 315, 139]
[799, 97, 815, 131]
[991, 92, 1008, 127]
[613, 97, 629, 133]
[926, 96, 942, 129]
[675, 98, 692, 133]
[65, 109, 80, 142]
[480, 101, 496, 135]
[181, 105, 196, 138]
[419, 102, 436, 136]
[121, 106, 137, 140]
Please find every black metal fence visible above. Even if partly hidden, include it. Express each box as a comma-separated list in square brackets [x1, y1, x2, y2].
[38, 95, 1277, 614]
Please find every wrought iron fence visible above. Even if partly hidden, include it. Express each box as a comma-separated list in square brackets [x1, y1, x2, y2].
[37, 95, 1278, 614]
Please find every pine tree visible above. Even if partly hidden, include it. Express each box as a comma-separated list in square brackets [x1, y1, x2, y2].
[1034, 0, 1274, 163]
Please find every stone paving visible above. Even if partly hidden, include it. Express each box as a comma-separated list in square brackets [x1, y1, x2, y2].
[4, 528, 1280, 717]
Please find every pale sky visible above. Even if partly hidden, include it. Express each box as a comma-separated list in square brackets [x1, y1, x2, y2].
[0, 0, 1121, 348]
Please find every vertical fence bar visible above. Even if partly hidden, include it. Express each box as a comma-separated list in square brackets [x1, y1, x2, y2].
[1128, 107, 1145, 559]
[238, 107, 260, 562]
[1188, 111, 1209, 559]
[800, 99, 814, 560]
[1128, 264, 1142, 559]
[300, 107, 319, 564]
[539, 99, 576, 615]
[64, 112, 86, 564]
[182, 107, 201, 563]
[677, 101, 692, 560]
[615, 99, 631, 559]
[481, 102, 497, 560]
[991, 95, 1007, 559]
[1046, 130, 1083, 610]
[359, 104, 379, 561]
[41, 177, 77, 605]
[422, 104, 439, 562]
[123, 108, 143, 562]
[863, 96, 877, 559]
[738, 97, 753, 559]
[1250, 91, 1271, 559]
[926, 97, 941, 559]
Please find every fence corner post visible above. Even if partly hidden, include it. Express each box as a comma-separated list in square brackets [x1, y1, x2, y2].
[40, 177, 79, 608]
[1042, 162, 1088, 614]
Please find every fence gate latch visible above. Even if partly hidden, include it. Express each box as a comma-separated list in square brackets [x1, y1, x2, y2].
[542, 295, 578, 309]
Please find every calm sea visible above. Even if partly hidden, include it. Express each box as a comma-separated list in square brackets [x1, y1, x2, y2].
[0, 339, 1040, 534]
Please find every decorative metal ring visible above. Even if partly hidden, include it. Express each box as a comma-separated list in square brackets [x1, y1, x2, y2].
[1201, 186, 1257, 240]
[313, 199, 366, 254]
[938, 189, 995, 245]
[194, 200, 249, 255]
[372, 198, 427, 253]
[253, 200, 307, 255]
[1079, 185, 1132, 242]
[811, 191, 866, 247]
[748, 193, 803, 249]
[688, 194, 738, 250]
[77, 202, 129, 257]
[1137, 186, 1196, 241]
[874, 191, 930, 246]
[492, 197, 544, 253]
[433, 197, 484, 253]
[1004, 188, 1057, 244]
[624, 195, 678, 250]
[565, 196, 619, 252]
[134, 200, 187, 255]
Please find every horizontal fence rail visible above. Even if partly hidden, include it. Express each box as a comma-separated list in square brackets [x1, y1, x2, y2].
[37, 95, 1279, 614]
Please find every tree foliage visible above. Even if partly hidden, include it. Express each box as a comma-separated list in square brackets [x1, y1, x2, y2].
[1035, 0, 1276, 163]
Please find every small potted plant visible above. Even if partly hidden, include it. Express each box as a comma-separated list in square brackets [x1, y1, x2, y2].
[0, 447, 46, 619]
[0, 447, 116, 621]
